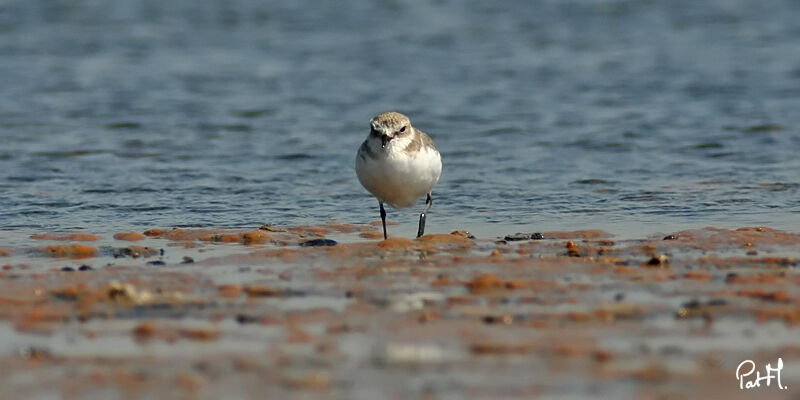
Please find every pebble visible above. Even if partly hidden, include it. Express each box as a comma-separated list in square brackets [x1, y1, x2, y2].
[235, 314, 259, 324]
[299, 238, 337, 247]
[504, 233, 531, 241]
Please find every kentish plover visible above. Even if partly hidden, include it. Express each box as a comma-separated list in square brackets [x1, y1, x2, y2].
[356, 112, 442, 239]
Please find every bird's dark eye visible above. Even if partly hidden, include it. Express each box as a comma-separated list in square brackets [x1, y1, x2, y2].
[399, 126, 406, 133]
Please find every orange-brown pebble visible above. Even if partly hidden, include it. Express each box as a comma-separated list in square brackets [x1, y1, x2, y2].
[242, 231, 271, 244]
[31, 233, 102, 241]
[218, 284, 242, 298]
[133, 322, 157, 339]
[377, 237, 415, 249]
[164, 228, 216, 241]
[243, 285, 282, 298]
[143, 229, 165, 237]
[113, 232, 146, 241]
[43, 244, 98, 258]
[359, 231, 384, 240]
[737, 289, 790, 302]
[0, 248, 11, 257]
[465, 273, 508, 293]
[593, 349, 614, 362]
[565, 241, 582, 257]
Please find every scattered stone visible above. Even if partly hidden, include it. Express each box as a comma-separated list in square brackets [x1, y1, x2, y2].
[645, 255, 669, 266]
[78, 265, 93, 271]
[113, 232, 146, 241]
[133, 322, 157, 340]
[236, 314, 259, 324]
[504, 233, 532, 241]
[466, 274, 525, 293]
[44, 245, 98, 258]
[531, 232, 544, 240]
[113, 246, 160, 258]
[242, 231, 271, 244]
[299, 238, 337, 247]
[217, 284, 242, 298]
[181, 256, 194, 264]
[566, 241, 582, 257]
[143, 229, 165, 237]
[243, 285, 282, 298]
[146, 260, 166, 266]
[17, 346, 52, 360]
[663, 234, 678, 240]
[60, 266, 75, 272]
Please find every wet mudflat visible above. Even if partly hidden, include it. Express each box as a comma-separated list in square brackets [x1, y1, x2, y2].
[0, 224, 797, 399]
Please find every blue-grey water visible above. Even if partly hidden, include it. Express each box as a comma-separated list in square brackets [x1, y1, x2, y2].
[1, 0, 799, 239]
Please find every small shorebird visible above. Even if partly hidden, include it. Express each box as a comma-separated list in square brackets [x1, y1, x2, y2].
[356, 112, 442, 239]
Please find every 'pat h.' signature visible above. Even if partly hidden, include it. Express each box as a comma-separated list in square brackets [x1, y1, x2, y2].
[736, 358, 788, 390]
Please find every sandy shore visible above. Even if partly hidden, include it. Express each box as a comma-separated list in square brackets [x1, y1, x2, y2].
[0, 223, 797, 398]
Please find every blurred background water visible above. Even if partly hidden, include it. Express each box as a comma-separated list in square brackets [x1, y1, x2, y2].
[1, 0, 799, 239]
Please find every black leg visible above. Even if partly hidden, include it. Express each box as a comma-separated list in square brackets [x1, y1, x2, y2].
[379, 201, 388, 240]
[417, 193, 432, 238]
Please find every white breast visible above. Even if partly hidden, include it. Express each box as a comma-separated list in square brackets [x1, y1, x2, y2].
[356, 138, 442, 209]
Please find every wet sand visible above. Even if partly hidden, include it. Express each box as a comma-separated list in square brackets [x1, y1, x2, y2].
[0, 224, 798, 399]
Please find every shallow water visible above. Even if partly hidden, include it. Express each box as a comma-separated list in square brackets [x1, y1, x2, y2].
[1, 0, 799, 239]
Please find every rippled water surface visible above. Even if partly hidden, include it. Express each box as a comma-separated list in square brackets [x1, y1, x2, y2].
[1, 0, 799, 239]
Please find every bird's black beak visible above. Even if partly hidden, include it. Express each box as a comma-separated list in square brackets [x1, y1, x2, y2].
[381, 135, 393, 148]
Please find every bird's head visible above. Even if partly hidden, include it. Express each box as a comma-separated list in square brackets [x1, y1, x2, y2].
[370, 111, 412, 148]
